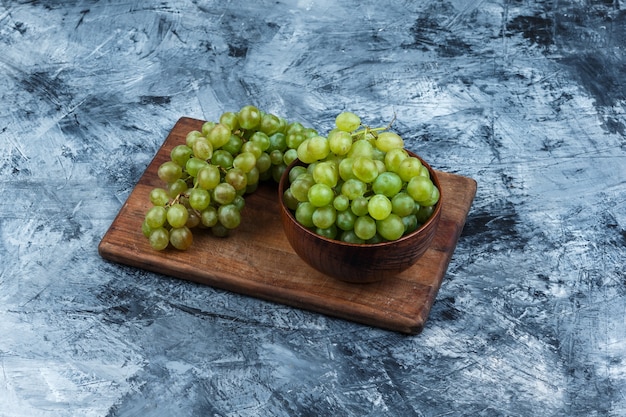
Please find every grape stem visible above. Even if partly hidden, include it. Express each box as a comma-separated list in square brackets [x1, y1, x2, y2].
[168, 191, 202, 218]
[350, 113, 397, 140]
[170, 193, 183, 206]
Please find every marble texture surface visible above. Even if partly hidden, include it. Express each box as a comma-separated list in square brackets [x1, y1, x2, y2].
[1, 1, 625, 416]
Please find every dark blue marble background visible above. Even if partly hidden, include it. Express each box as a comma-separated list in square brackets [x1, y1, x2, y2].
[1, 1, 625, 416]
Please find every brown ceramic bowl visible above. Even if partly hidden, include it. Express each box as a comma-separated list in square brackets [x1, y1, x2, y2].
[278, 151, 442, 283]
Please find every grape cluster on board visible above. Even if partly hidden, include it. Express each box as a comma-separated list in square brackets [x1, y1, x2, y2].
[142, 105, 439, 250]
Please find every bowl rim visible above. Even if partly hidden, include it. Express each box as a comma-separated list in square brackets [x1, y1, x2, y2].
[278, 150, 443, 248]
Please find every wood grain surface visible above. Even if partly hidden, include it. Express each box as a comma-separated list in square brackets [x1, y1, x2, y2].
[98, 117, 477, 334]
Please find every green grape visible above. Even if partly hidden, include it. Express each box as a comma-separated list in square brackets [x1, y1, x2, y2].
[351, 156, 378, 183]
[276, 116, 288, 134]
[372, 147, 386, 162]
[296, 138, 316, 164]
[316, 225, 338, 240]
[167, 203, 189, 228]
[188, 188, 211, 211]
[192, 137, 213, 160]
[213, 182, 237, 205]
[171, 144, 193, 167]
[241, 141, 263, 159]
[211, 149, 234, 169]
[376, 213, 405, 241]
[283, 148, 298, 166]
[289, 174, 315, 202]
[288, 165, 308, 183]
[402, 214, 419, 235]
[286, 131, 306, 150]
[372, 171, 403, 197]
[185, 157, 209, 177]
[333, 194, 350, 212]
[260, 113, 282, 135]
[341, 178, 367, 200]
[149, 227, 170, 250]
[141, 220, 152, 238]
[336, 208, 357, 231]
[305, 135, 330, 161]
[306, 162, 317, 176]
[207, 123, 231, 148]
[407, 176, 435, 203]
[145, 206, 167, 229]
[233, 151, 257, 173]
[222, 134, 243, 156]
[324, 151, 343, 166]
[169, 226, 193, 250]
[201, 121, 216, 136]
[366, 234, 385, 244]
[255, 152, 272, 173]
[185, 130, 204, 148]
[354, 215, 377, 240]
[283, 188, 300, 210]
[338, 157, 357, 181]
[218, 204, 241, 229]
[397, 157, 423, 182]
[238, 105, 262, 130]
[186, 210, 201, 228]
[335, 111, 361, 132]
[272, 164, 286, 183]
[328, 130, 353, 156]
[246, 166, 261, 192]
[384, 147, 409, 172]
[347, 139, 374, 159]
[295, 201, 316, 228]
[233, 195, 246, 211]
[149, 188, 170, 206]
[375, 131, 404, 152]
[286, 121, 303, 134]
[340, 230, 365, 244]
[420, 185, 440, 207]
[312, 161, 338, 187]
[219, 111, 240, 131]
[391, 192, 416, 217]
[374, 159, 386, 175]
[225, 167, 247, 191]
[312, 205, 336, 229]
[268, 132, 287, 152]
[351, 196, 370, 217]
[250, 131, 270, 152]
[269, 149, 284, 165]
[158, 161, 182, 183]
[303, 127, 319, 138]
[201, 206, 218, 227]
[368, 194, 393, 220]
[415, 205, 434, 223]
[168, 179, 188, 198]
[307, 183, 334, 207]
[196, 165, 221, 190]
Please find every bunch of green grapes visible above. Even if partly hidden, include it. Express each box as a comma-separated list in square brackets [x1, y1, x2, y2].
[281, 111, 440, 244]
[142, 105, 319, 250]
[142, 106, 439, 250]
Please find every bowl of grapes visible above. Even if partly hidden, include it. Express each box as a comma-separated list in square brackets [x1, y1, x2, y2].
[278, 111, 442, 283]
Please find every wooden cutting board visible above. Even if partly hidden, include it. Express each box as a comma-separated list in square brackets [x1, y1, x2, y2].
[98, 117, 477, 334]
